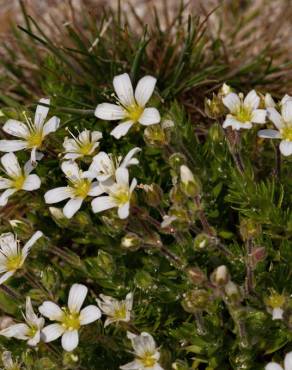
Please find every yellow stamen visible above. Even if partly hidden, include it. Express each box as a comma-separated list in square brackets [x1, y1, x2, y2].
[140, 353, 156, 367]
[280, 126, 292, 141]
[113, 304, 127, 320]
[12, 175, 26, 190]
[126, 104, 144, 122]
[73, 179, 91, 198]
[112, 187, 130, 205]
[6, 254, 23, 271]
[265, 293, 285, 309]
[27, 131, 43, 148]
[79, 142, 94, 156]
[61, 311, 81, 331]
[235, 106, 252, 123]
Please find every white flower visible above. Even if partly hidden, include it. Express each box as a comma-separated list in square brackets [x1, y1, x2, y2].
[161, 215, 177, 229]
[180, 165, 194, 185]
[95, 73, 160, 139]
[0, 297, 44, 346]
[120, 332, 164, 370]
[264, 93, 292, 109]
[39, 283, 101, 352]
[258, 100, 292, 156]
[0, 152, 41, 207]
[1, 351, 21, 370]
[222, 90, 266, 130]
[265, 352, 292, 370]
[63, 129, 102, 160]
[44, 161, 102, 219]
[91, 167, 137, 219]
[0, 231, 43, 285]
[0, 99, 60, 162]
[84, 147, 141, 184]
[96, 292, 133, 327]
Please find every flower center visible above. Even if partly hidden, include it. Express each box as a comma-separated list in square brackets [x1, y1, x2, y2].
[27, 131, 44, 148]
[12, 174, 26, 190]
[73, 179, 91, 198]
[280, 126, 292, 141]
[126, 104, 144, 122]
[27, 325, 38, 338]
[235, 106, 252, 123]
[113, 304, 127, 320]
[140, 353, 156, 367]
[112, 186, 130, 205]
[61, 311, 81, 331]
[266, 293, 285, 309]
[6, 254, 23, 271]
[79, 142, 94, 156]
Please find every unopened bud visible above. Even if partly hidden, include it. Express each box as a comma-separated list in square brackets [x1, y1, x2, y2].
[211, 265, 230, 286]
[49, 207, 70, 228]
[169, 153, 186, 170]
[239, 219, 262, 241]
[169, 185, 185, 204]
[172, 360, 189, 370]
[121, 233, 141, 251]
[205, 92, 226, 119]
[182, 289, 210, 313]
[225, 281, 241, 303]
[251, 246, 266, 266]
[143, 124, 169, 147]
[186, 266, 206, 285]
[142, 183, 163, 207]
[193, 233, 211, 250]
[134, 270, 154, 290]
[208, 123, 223, 142]
[96, 250, 115, 275]
[180, 165, 201, 197]
[264, 93, 276, 108]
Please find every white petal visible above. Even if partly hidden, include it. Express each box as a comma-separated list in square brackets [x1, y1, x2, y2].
[129, 178, 137, 193]
[120, 360, 141, 370]
[251, 109, 266, 124]
[265, 364, 283, 370]
[272, 307, 284, 320]
[42, 323, 64, 342]
[88, 183, 103, 197]
[222, 93, 240, 113]
[91, 131, 103, 141]
[95, 103, 125, 120]
[0, 271, 14, 285]
[39, 302, 63, 321]
[34, 98, 50, 129]
[22, 174, 41, 191]
[118, 202, 130, 219]
[91, 196, 116, 213]
[281, 94, 292, 105]
[138, 108, 161, 126]
[244, 90, 260, 110]
[0, 323, 29, 339]
[44, 187, 71, 204]
[267, 108, 283, 129]
[3, 119, 29, 138]
[0, 189, 17, 206]
[265, 93, 276, 108]
[61, 161, 81, 181]
[0, 140, 27, 152]
[79, 305, 101, 325]
[63, 198, 83, 219]
[222, 117, 251, 130]
[68, 284, 88, 313]
[43, 116, 60, 136]
[113, 73, 134, 106]
[61, 330, 79, 352]
[125, 292, 134, 310]
[116, 167, 129, 186]
[279, 140, 292, 156]
[1, 152, 21, 177]
[110, 121, 134, 139]
[134, 76, 157, 107]
[120, 147, 141, 168]
[258, 129, 281, 139]
[284, 352, 292, 370]
[63, 153, 82, 160]
[0, 177, 11, 190]
[27, 330, 41, 346]
[22, 230, 43, 258]
[25, 296, 38, 323]
[282, 100, 292, 123]
[2, 351, 14, 368]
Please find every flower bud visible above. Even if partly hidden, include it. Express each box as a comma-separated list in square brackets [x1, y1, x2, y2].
[172, 360, 189, 370]
[180, 165, 201, 197]
[134, 270, 154, 290]
[143, 124, 169, 147]
[193, 233, 211, 250]
[210, 265, 230, 286]
[251, 246, 266, 266]
[49, 207, 70, 228]
[205, 91, 226, 119]
[186, 266, 207, 285]
[142, 183, 163, 207]
[182, 289, 210, 313]
[121, 233, 141, 251]
[239, 219, 262, 241]
[208, 123, 223, 142]
[96, 250, 115, 275]
[224, 281, 241, 303]
[264, 93, 276, 108]
[169, 185, 185, 204]
[168, 153, 186, 170]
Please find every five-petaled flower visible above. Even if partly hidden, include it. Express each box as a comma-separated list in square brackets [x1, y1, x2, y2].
[0, 231, 43, 285]
[222, 90, 266, 130]
[0, 297, 44, 346]
[44, 161, 102, 219]
[95, 73, 160, 139]
[96, 292, 133, 327]
[265, 351, 292, 370]
[39, 283, 101, 352]
[120, 332, 164, 370]
[258, 99, 292, 156]
[63, 129, 102, 160]
[91, 167, 137, 219]
[0, 99, 60, 163]
[0, 152, 41, 207]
